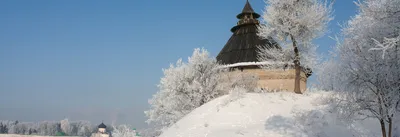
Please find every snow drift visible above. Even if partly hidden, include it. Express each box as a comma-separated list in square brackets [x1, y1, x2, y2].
[160, 91, 383, 137]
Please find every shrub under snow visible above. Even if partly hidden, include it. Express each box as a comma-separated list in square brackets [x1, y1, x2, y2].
[144, 48, 223, 130]
[144, 48, 259, 135]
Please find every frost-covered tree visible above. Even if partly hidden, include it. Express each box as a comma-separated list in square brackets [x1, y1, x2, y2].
[111, 125, 139, 137]
[60, 118, 71, 135]
[145, 48, 223, 131]
[145, 48, 262, 135]
[37, 121, 61, 136]
[0, 120, 94, 136]
[258, 0, 333, 93]
[7, 121, 31, 135]
[8, 123, 26, 134]
[370, 36, 400, 59]
[319, 0, 400, 137]
[76, 121, 93, 137]
[61, 120, 93, 136]
[0, 120, 18, 134]
[315, 53, 343, 91]
[257, 45, 294, 68]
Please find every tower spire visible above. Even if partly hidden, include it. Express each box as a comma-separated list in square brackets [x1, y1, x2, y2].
[236, 0, 260, 19]
[231, 0, 261, 32]
[242, 0, 255, 13]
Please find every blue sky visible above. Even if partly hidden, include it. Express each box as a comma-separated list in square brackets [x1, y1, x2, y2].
[0, 0, 357, 128]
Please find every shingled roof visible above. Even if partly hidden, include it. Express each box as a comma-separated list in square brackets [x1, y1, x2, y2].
[217, 0, 279, 65]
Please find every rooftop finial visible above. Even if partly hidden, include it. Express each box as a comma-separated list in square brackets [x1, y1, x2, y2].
[242, 0, 255, 13]
[236, 0, 260, 19]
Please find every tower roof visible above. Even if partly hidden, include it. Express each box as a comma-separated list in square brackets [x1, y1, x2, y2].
[237, 0, 260, 19]
[216, 1, 279, 65]
[98, 123, 106, 128]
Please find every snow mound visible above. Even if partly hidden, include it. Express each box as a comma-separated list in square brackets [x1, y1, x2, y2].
[160, 91, 381, 137]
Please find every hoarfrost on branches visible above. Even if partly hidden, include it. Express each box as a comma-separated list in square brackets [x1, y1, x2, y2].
[315, 56, 341, 91]
[144, 48, 223, 131]
[0, 120, 94, 136]
[144, 48, 259, 135]
[258, 0, 332, 93]
[75, 121, 93, 137]
[257, 45, 291, 62]
[60, 118, 71, 135]
[257, 44, 319, 70]
[112, 125, 139, 137]
[258, 0, 333, 45]
[370, 36, 400, 59]
[319, 0, 400, 136]
[257, 45, 294, 70]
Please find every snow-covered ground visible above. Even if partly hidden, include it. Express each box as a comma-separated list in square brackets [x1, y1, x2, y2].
[0, 135, 80, 137]
[160, 91, 383, 137]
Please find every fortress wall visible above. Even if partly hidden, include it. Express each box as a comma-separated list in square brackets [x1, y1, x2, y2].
[224, 68, 307, 93]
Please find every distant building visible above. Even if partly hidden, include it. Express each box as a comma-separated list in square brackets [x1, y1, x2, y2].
[217, 0, 311, 93]
[90, 123, 110, 137]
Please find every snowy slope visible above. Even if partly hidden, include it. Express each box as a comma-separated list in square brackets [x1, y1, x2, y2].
[160, 91, 382, 137]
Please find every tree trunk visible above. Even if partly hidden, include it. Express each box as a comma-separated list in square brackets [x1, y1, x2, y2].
[290, 34, 302, 94]
[388, 117, 392, 137]
[380, 119, 387, 137]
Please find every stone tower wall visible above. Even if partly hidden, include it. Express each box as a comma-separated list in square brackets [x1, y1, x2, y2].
[224, 68, 307, 93]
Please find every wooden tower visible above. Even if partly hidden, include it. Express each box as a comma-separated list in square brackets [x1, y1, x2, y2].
[217, 0, 309, 93]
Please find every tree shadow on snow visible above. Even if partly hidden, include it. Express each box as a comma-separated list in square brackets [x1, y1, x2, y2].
[265, 109, 334, 137]
[264, 115, 305, 137]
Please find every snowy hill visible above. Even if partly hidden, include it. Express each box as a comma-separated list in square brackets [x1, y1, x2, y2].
[160, 91, 382, 137]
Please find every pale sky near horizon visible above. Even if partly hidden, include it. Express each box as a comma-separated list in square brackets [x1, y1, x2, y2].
[0, 0, 357, 128]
